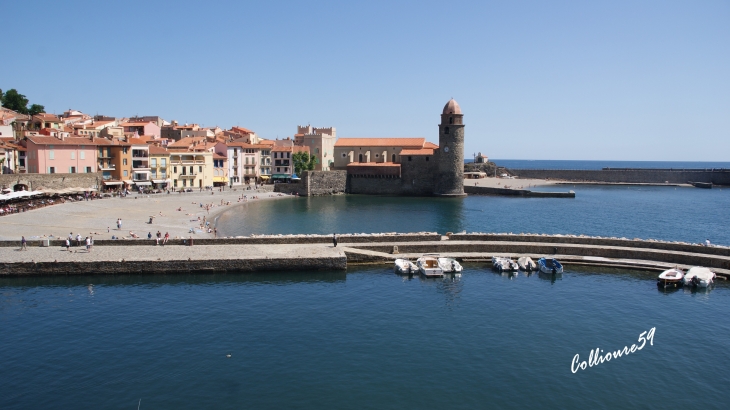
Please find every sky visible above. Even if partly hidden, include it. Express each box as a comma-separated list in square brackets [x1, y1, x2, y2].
[2, 0, 728, 161]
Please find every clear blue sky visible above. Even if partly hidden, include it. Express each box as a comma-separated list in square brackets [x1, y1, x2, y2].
[3, 0, 728, 160]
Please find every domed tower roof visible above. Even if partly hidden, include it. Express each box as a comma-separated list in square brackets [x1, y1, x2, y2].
[442, 99, 462, 115]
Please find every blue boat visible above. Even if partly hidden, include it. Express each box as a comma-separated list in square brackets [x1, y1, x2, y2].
[537, 257, 563, 274]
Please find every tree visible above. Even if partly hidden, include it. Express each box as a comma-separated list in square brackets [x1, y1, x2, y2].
[292, 151, 318, 176]
[28, 104, 45, 116]
[1, 89, 30, 114]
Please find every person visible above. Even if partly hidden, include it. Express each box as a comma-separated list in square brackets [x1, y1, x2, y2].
[21, 236, 27, 251]
[147, 232, 152, 239]
[85, 236, 91, 252]
[117, 218, 122, 230]
[333, 233, 338, 247]
[163, 232, 169, 245]
[214, 228, 217, 238]
[156, 231, 162, 245]
[76, 233, 82, 247]
[65, 237, 71, 252]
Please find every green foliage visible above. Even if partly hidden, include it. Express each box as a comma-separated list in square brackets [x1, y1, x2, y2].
[292, 151, 318, 176]
[1, 89, 44, 115]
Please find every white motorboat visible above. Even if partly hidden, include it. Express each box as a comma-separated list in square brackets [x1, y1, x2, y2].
[683, 267, 715, 288]
[394, 258, 417, 274]
[517, 256, 536, 271]
[438, 257, 463, 273]
[417, 254, 444, 278]
[492, 256, 518, 272]
[657, 268, 684, 288]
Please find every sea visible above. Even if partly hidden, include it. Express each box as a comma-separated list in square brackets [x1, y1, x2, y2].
[2, 170, 730, 409]
[472, 159, 730, 170]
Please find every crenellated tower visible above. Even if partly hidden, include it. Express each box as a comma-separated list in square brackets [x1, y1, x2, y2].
[433, 99, 466, 196]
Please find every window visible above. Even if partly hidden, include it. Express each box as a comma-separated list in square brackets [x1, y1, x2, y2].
[174, 179, 178, 187]
[199, 166, 202, 173]
[408, 156, 412, 161]
[151, 158, 157, 167]
[392, 154, 396, 162]
[123, 159, 128, 165]
[48, 167, 55, 173]
[426, 157, 429, 161]
[173, 166, 177, 173]
[123, 170, 128, 177]
[449, 116, 453, 124]
[71, 151, 75, 160]
[86, 167, 92, 173]
[359, 154, 363, 162]
[49, 146, 54, 160]
[315, 148, 319, 154]
[445, 127, 449, 134]
[69, 167, 76, 173]
[342, 153, 346, 157]
[375, 154, 379, 158]
[80, 148, 85, 159]
[189, 166, 193, 174]
[123, 147, 128, 154]
[161, 158, 166, 167]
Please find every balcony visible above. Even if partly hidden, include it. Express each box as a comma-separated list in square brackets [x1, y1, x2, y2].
[132, 150, 149, 159]
[99, 163, 116, 171]
[274, 160, 290, 166]
[179, 173, 197, 178]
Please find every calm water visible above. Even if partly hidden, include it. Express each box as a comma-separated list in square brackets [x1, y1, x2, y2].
[217, 185, 730, 246]
[1, 267, 729, 409]
[480, 159, 730, 170]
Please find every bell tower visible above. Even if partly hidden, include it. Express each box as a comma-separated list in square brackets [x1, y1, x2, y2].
[433, 99, 466, 196]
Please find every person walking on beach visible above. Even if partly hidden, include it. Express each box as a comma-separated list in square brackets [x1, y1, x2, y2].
[21, 236, 27, 251]
[85, 236, 91, 252]
[117, 218, 122, 230]
[333, 233, 338, 247]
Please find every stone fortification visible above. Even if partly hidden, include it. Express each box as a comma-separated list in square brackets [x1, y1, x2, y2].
[274, 170, 346, 196]
[347, 156, 437, 195]
[508, 169, 730, 185]
[0, 172, 101, 191]
[464, 186, 575, 198]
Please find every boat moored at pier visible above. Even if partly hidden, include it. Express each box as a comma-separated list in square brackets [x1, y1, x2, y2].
[537, 258, 563, 274]
[438, 257, 463, 273]
[683, 267, 715, 288]
[394, 259, 417, 274]
[417, 254, 444, 278]
[517, 256, 536, 271]
[657, 268, 684, 288]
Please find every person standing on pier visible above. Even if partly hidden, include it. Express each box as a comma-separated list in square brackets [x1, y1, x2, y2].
[21, 236, 27, 251]
[65, 237, 71, 252]
[333, 233, 338, 248]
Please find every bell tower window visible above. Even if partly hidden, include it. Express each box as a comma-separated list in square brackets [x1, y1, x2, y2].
[449, 117, 453, 124]
[445, 127, 449, 134]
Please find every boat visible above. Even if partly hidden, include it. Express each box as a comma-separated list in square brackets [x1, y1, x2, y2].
[683, 267, 715, 288]
[537, 257, 563, 274]
[394, 258, 417, 274]
[688, 181, 712, 189]
[657, 268, 684, 288]
[492, 256, 518, 272]
[438, 257, 463, 273]
[417, 254, 444, 278]
[517, 256, 536, 271]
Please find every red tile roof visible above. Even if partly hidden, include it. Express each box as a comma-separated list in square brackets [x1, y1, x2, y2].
[335, 138, 426, 148]
[148, 146, 169, 155]
[400, 148, 434, 155]
[346, 162, 401, 167]
[25, 136, 101, 146]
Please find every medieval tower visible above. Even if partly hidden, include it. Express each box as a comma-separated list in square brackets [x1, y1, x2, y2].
[433, 98, 466, 196]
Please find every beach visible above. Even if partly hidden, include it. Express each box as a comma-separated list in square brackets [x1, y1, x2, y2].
[0, 186, 293, 241]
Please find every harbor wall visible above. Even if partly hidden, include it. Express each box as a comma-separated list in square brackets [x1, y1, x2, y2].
[0, 173, 101, 191]
[464, 186, 575, 198]
[507, 168, 730, 185]
[274, 171, 346, 196]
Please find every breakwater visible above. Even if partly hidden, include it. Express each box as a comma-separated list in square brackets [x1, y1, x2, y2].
[464, 185, 575, 198]
[508, 168, 730, 185]
[1, 233, 727, 277]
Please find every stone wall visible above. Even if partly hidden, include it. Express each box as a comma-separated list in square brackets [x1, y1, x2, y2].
[347, 157, 437, 196]
[273, 171, 346, 196]
[508, 169, 730, 185]
[464, 186, 575, 198]
[0, 172, 102, 191]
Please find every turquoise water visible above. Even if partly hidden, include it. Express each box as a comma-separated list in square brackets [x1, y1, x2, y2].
[217, 185, 730, 245]
[1, 267, 729, 409]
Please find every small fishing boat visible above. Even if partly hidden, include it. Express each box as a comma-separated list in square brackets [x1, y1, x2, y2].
[683, 267, 715, 288]
[417, 254, 444, 278]
[394, 258, 417, 274]
[657, 268, 684, 288]
[537, 257, 563, 274]
[438, 257, 463, 273]
[492, 256, 518, 272]
[689, 181, 712, 189]
[517, 256, 536, 271]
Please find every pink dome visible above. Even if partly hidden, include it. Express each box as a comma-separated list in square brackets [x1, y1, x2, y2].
[442, 99, 462, 115]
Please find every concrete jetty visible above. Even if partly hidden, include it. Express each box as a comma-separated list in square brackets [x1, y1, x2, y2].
[0, 233, 727, 278]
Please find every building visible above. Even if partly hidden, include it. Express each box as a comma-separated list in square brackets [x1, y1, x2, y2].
[95, 139, 131, 190]
[24, 134, 100, 174]
[474, 152, 488, 164]
[258, 140, 274, 181]
[148, 145, 171, 189]
[215, 141, 260, 186]
[128, 116, 168, 127]
[169, 151, 213, 190]
[120, 121, 161, 138]
[30, 114, 63, 130]
[212, 153, 228, 187]
[334, 99, 465, 196]
[128, 138, 152, 189]
[294, 125, 336, 171]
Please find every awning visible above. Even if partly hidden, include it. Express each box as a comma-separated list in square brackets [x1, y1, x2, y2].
[123, 180, 133, 184]
[260, 176, 270, 179]
[151, 179, 168, 184]
[135, 181, 152, 186]
[271, 174, 290, 178]
[103, 181, 123, 185]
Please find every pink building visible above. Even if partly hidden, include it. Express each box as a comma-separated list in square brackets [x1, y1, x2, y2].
[25, 135, 100, 174]
[119, 121, 161, 138]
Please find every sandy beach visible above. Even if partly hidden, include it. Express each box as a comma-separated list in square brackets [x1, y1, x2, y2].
[0, 186, 294, 241]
